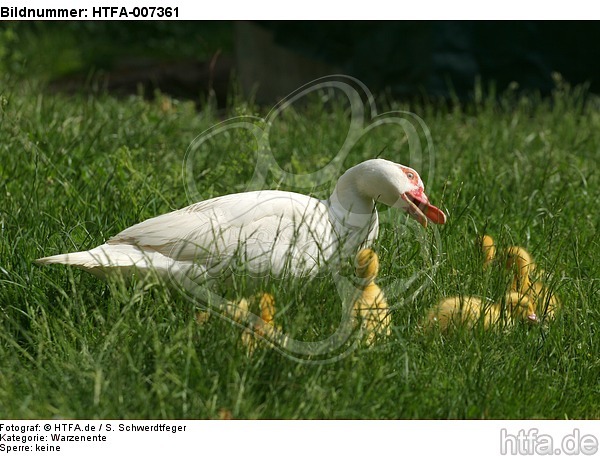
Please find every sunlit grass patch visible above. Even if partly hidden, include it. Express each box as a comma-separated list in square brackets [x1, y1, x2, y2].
[1, 77, 598, 418]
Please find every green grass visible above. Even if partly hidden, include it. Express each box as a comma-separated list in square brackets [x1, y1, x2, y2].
[1, 22, 233, 80]
[1, 76, 599, 419]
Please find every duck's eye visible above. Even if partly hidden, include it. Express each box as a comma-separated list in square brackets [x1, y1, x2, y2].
[406, 172, 414, 180]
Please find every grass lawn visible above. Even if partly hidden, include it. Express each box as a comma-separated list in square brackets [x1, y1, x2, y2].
[0, 76, 598, 419]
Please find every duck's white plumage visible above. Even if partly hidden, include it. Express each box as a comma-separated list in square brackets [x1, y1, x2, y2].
[36, 159, 446, 280]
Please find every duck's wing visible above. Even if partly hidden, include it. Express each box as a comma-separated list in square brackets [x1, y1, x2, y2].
[107, 190, 336, 276]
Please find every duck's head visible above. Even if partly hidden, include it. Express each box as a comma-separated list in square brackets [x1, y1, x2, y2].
[352, 159, 447, 227]
[354, 248, 379, 280]
[504, 245, 535, 294]
[481, 235, 497, 267]
[504, 291, 538, 324]
[396, 164, 447, 227]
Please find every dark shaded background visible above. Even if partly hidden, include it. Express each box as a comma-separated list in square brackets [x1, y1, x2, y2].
[2, 21, 599, 104]
[247, 21, 600, 101]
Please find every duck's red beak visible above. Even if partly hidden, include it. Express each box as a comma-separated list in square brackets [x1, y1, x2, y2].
[401, 188, 447, 227]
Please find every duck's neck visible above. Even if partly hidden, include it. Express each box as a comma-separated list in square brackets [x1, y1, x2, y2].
[328, 168, 377, 229]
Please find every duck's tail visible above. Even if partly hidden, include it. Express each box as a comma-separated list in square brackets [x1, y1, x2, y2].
[35, 244, 175, 279]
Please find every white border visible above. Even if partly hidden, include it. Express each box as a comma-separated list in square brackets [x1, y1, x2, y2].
[0, 420, 599, 456]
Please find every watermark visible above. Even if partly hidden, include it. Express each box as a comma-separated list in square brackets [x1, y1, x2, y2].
[170, 74, 443, 363]
[500, 428, 599, 456]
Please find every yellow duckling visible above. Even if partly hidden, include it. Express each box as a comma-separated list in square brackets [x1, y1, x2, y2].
[426, 291, 537, 332]
[352, 248, 391, 344]
[425, 234, 560, 333]
[482, 234, 497, 267]
[504, 245, 560, 319]
[196, 292, 280, 353]
[235, 293, 280, 353]
[426, 295, 492, 330]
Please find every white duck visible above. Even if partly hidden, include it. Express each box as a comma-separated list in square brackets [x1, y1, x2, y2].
[36, 159, 446, 281]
